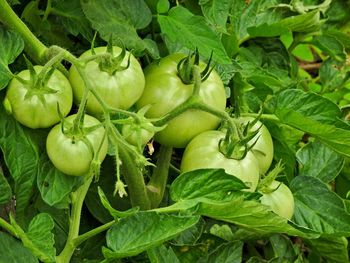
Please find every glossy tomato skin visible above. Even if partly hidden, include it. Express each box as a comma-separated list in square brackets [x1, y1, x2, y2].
[180, 130, 260, 191]
[69, 46, 145, 116]
[4, 66, 73, 129]
[136, 53, 227, 148]
[46, 114, 108, 176]
[122, 122, 154, 147]
[260, 180, 295, 220]
[239, 117, 274, 175]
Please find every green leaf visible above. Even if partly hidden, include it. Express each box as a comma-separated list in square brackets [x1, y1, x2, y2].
[278, 10, 321, 33]
[156, 0, 170, 14]
[97, 187, 139, 219]
[52, 0, 93, 41]
[81, 0, 158, 57]
[199, 0, 232, 33]
[312, 34, 347, 62]
[0, 105, 39, 223]
[197, 197, 315, 238]
[170, 169, 247, 202]
[0, 27, 24, 89]
[202, 241, 243, 263]
[147, 245, 180, 263]
[0, 232, 38, 263]
[11, 213, 56, 262]
[103, 212, 200, 259]
[0, 168, 12, 205]
[307, 236, 349, 263]
[37, 155, 82, 208]
[270, 89, 350, 158]
[319, 58, 348, 92]
[25, 213, 56, 262]
[291, 176, 350, 236]
[269, 234, 298, 260]
[157, 6, 230, 64]
[296, 141, 344, 183]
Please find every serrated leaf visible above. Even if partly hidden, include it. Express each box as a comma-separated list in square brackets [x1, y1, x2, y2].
[291, 176, 350, 236]
[170, 169, 247, 202]
[296, 141, 344, 183]
[0, 27, 24, 89]
[52, 0, 93, 41]
[201, 241, 243, 263]
[26, 213, 56, 262]
[81, 0, 158, 57]
[270, 89, 350, 157]
[307, 236, 349, 263]
[0, 168, 12, 204]
[0, 105, 39, 223]
[147, 245, 180, 263]
[312, 34, 347, 61]
[103, 212, 200, 258]
[0, 232, 38, 263]
[158, 6, 230, 64]
[37, 154, 82, 208]
[199, 0, 232, 33]
[197, 197, 316, 238]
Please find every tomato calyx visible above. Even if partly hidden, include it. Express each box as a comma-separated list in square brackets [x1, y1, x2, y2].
[258, 161, 284, 194]
[93, 42, 131, 75]
[177, 49, 215, 85]
[218, 119, 261, 160]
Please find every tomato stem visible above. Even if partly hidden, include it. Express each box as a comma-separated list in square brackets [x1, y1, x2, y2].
[0, 216, 18, 238]
[56, 174, 94, 263]
[147, 145, 173, 208]
[0, 0, 48, 63]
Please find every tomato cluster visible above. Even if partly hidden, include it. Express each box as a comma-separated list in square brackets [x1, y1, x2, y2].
[3, 47, 294, 219]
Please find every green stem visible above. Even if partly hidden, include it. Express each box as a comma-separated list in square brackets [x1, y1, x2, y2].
[147, 146, 173, 208]
[0, 216, 18, 238]
[56, 174, 94, 263]
[118, 145, 151, 210]
[0, 0, 48, 63]
[72, 221, 115, 247]
[241, 113, 280, 122]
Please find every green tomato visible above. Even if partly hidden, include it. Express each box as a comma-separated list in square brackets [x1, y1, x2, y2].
[180, 130, 260, 191]
[136, 53, 227, 148]
[69, 46, 145, 116]
[46, 114, 108, 176]
[239, 117, 274, 174]
[3, 66, 73, 129]
[259, 180, 295, 220]
[121, 122, 154, 147]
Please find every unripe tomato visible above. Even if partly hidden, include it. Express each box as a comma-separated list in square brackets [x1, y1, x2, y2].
[4, 66, 73, 129]
[260, 180, 295, 220]
[136, 53, 227, 148]
[46, 114, 108, 176]
[69, 46, 145, 116]
[180, 130, 260, 191]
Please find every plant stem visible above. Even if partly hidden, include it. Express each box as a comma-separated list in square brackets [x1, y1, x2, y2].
[56, 174, 94, 263]
[72, 221, 115, 247]
[241, 113, 280, 122]
[118, 145, 151, 210]
[0, 0, 48, 63]
[147, 146, 173, 208]
[0, 216, 18, 238]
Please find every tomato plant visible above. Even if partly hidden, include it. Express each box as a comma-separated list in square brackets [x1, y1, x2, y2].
[136, 53, 227, 148]
[1, 0, 350, 263]
[180, 130, 260, 191]
[259, 180, 295, 220]
[46, 114, 108, 176]
[69, 46, 145, 116]
[3, 65, 72, 129]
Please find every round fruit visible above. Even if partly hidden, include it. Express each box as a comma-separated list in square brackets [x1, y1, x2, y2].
[46, 114, 108, 176]
[69, 46, 145, 116]
[180, 130, 260, 191]
[259, 180, 295, 219]
[4, 65, 73, 129]
[136, 53, 226, 148]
